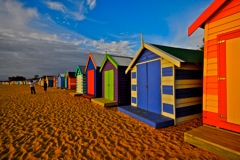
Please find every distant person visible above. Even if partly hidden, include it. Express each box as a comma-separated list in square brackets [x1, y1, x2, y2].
[29, 80, 36, 94]
[44, 80, 47, 93]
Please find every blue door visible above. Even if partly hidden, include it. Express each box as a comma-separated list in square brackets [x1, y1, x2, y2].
[148, 60, 161, 114]
[137, 63, 148, 110]
[137, 60, 161, 114]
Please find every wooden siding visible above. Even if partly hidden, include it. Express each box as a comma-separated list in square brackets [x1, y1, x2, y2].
[136, 49, 160, 63]
[175, 65, 203, 124]
[161, 59, 175, 120]
[203, 0, 240, 126]
[76, 75, 86, 94]
[118, 66, 131, 106]
[131, 66, 137, 106]
[102, 60, 118, 102]
[68, 77, 76, 90]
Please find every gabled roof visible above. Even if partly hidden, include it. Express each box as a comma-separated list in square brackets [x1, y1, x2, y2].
[100, 54, 132, 72]
[125, 43, 203, 74]
[58, 73, 65, 77]
[67, 72, 76, 78]
[75, 65, 86, 76]
[85, 53, 106, 71]
[188, 0, 227, 36]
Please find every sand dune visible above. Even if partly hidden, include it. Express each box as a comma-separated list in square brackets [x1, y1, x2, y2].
[0, 85, 225, 159]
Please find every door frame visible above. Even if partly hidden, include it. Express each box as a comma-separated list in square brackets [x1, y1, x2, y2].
[218, 29, 240, 126]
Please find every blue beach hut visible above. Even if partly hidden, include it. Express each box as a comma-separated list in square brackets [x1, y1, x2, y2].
[118, 41, 203, 128]
[57, 73, 65, 88]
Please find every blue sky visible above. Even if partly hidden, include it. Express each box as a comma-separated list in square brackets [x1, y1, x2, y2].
[0, 0, 213, 80]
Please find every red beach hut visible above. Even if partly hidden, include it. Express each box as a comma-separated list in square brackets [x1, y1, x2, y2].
[67, 72, 76, 90]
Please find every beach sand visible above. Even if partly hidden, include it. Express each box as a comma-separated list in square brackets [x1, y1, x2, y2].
[0, 85, 225, 160]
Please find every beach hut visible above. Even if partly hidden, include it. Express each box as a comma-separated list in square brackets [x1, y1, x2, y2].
[45, 76, 54, 87]
[92, 54, 132, 106]
[84, 53, 105, 98]
[185, 0, 240, 159]
[75, 65, 86, 94]
[118, 41, 203, 128]
[67, 72, 76, 90]
[57, 73, 65, 88]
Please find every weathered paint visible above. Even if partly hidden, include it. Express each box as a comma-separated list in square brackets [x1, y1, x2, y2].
[189, 0, 240, 132]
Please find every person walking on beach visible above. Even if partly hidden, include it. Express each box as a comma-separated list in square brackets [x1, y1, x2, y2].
[29, 80, 36, 94]
[44, 80, 47, 93]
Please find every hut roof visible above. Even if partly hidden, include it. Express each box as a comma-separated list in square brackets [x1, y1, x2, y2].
[125, 43, 203, 74]
[100, 54, 132, 72]
[85, 53, 106, 71]
[75, 65, 86, 76]
[68, 72, 76, 78]
[188, 0, 227, 36]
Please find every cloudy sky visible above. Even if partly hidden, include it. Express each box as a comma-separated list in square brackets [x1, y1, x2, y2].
[0, 0, 213, 81]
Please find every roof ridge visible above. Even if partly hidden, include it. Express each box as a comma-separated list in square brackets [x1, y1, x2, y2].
[150, 43, 202, 52]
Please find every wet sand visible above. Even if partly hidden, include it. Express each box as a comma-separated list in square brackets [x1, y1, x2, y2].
[0, 85, 225, 159]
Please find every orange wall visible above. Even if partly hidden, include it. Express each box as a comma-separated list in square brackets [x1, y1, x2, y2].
[68, 78, 76, 89]
[203, 0, 240, 131]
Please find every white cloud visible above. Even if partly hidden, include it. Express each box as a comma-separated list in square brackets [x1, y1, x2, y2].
[87, 0, 96, 10]
[0, 0, 38, 30]
[0, 0, 135, 80]
[45, 1, 66, 12]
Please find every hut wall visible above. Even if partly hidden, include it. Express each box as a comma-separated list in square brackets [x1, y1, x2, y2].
[131, 66, 137, 106]
[175, 63, 203, 124]
[68, 77, 76, 89]
[118, 66, 131, 106]
[161, 59, 175, 120]
[203, 0, 240, 131]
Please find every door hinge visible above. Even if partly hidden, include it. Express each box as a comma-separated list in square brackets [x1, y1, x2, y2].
[218, 40, 225, 44]
[218, 77, 226, 80]
[219, 114, 227, 119]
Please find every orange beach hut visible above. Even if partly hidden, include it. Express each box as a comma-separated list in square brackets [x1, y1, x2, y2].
[188, 0, 240, 133]
[185, 0, 240, 159]
[67, 72, 76, 90]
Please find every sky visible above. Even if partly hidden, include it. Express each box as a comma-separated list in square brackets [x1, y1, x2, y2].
[0, 0, 213, 81]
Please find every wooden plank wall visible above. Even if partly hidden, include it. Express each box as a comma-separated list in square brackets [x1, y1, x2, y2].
[203, 0, 240, 126]
[131, 66, 137, 106]
[175, 63, 203, 124]
[161, 59, 175, 121]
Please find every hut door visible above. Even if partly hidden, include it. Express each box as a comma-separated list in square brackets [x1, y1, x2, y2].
[87, 70, 94, 95]
[137, 60, 161, 114]
[104, 70, 114, 100]
[218, 30, 240, 125]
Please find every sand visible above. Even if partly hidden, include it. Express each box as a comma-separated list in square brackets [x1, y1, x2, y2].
[0, 85, 225, 160]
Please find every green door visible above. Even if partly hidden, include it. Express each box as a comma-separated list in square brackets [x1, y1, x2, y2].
[104, 70, 114, 100]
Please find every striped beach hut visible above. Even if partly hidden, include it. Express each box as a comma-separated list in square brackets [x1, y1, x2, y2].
[84, 53, 105, 98]
[185, 1, 240, 159]
[96, 54, 132, 106]
[118, 41, 203, 128]
[67, 72, 76, 90]
[57, 73, 65, 88]
[75, 65, 86, 94]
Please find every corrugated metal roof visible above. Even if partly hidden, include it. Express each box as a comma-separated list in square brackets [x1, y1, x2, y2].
[79, 66, 86, 74]
[91, 53, 106, 67]
[68, 72, 76, 78]
[111, 55, 133, 66]
[58, 74, 64, 77]
[151, 44, 203, 63]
